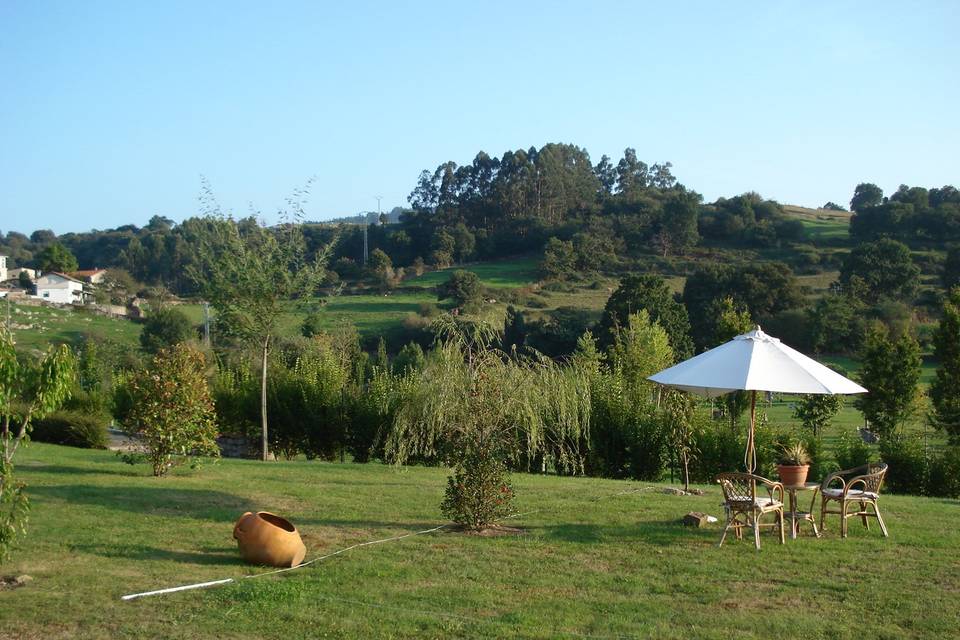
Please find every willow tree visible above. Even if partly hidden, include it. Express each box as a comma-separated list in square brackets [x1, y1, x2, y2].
[0, 328, 75, 562]
[190, 182, 334, 460]
[386, 316, 591, 530]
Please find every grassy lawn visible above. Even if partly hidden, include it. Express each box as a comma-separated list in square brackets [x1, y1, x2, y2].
[4, 444, 959, 639]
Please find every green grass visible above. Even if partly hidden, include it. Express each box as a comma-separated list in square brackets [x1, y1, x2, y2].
[7, 303, 142, 351]
[5, 444, 960, 639]
[404, 257, 540, 289]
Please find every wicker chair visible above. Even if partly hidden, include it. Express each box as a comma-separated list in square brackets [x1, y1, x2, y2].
[716, 473, 785, 550]
[819, 463, 888, 538]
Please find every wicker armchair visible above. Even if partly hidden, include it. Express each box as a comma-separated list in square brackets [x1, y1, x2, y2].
[819, 463, 888, 538]
[716, 473, 785, 550]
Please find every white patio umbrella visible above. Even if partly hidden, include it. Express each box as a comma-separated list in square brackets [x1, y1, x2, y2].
[647, 326, 867, 472]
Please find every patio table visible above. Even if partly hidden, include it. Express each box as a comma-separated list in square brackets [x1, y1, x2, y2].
[784, 482, 821, 540]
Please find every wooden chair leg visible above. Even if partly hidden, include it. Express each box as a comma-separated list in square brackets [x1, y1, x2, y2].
[860, 501, 869, 529]
[778, 509, 785, 544]
[719, 514, 733, 548]
[753, 514, 761, 550]
[873, 502, 889, 537]
[820, 498, 828, 532]
[841, 501, 849, 538]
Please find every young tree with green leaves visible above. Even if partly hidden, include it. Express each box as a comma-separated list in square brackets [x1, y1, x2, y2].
[855, 325, 922, 436]
[929, 288, 960, 443]
[437, 269, 482, 307]
[793, 394, 844, 437]
[0, 328, 76, 562]
[190, 184, 334, 460]
[123, 344, 219, 476]
[598, 274, 694, 359]
[540, 237, 576, 280]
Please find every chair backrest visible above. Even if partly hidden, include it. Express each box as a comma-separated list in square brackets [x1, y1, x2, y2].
[860, 462, 887, 494]
[717, 473, 756, 504]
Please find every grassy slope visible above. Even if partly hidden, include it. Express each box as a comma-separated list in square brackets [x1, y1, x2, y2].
[4, 444, 959, 639]
[7, 303, 142, 351]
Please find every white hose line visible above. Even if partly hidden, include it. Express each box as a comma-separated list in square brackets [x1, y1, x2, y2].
[120, 485, 659, 601]
[121, 523, 450, 601]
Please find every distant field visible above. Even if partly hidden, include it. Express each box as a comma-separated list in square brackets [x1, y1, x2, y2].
[405, 257, 539, 289]
[781, 204, 851, 242]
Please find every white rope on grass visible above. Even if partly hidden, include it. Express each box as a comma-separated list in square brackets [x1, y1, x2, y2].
[121, 523, 451, 601]
[120, 484, 664, 601]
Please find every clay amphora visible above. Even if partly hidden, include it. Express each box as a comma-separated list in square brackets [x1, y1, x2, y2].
[232, 511, 307, 567]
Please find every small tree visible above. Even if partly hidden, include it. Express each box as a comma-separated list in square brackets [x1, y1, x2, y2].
[17, 271, 32, 289]
[540, 237, 576, 280]
[123, 344, 219, 476]
[140, 306, 194, 354]
[190, 182, 334, 460]
[0, 329, 75, 562]
[930, 288, 960, 443]
[793, 394, 844, 437]
[437, 270, 482, 307]
[662, 389, 698, 492]
[855, 325, 922, 436]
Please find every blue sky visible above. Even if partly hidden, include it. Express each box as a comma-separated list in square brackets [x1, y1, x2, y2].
[1, 1, 957, 234]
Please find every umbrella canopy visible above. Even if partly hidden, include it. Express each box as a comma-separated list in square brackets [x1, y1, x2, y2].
[649, 327, 867, 397]
[647, 326, 867, 471]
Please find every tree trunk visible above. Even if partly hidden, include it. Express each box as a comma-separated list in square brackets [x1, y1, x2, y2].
[260, 336, 270, 461]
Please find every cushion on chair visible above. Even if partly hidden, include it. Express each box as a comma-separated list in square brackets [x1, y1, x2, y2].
[822, 488, 878, 500]
[727, 496, 782, 508]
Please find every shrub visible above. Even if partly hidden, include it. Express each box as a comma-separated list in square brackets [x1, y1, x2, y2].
[441, 450, 514, 530]
[30, 411, 109, 449]
[880, 433, 929, 495]
[834, 429, 872, 471]
[928, 447, 960, 499]
[122, 344, 219, 476]
[139, 306, 195, 354]
[689, 422, 742, 482]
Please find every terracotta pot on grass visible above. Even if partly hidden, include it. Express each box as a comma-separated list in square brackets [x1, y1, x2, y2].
[233, 511, 307, 567]
[777, 464, 810, 487]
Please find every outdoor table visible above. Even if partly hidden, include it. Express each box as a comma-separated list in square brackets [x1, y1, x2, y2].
[784, 482, 821, 540]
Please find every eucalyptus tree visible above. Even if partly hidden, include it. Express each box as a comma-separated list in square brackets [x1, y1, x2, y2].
[189, 182, 335, 460]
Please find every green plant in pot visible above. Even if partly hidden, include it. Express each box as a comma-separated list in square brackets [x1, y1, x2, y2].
[777, 441, 811, 486]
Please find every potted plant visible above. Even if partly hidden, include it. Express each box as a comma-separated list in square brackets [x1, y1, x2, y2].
[777, 441, 811, 486]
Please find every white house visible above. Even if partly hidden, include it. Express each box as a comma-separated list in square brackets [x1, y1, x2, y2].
[8, 267, 38, 282]
[34, 272, 84, 304]
[0, 255, 7, 282]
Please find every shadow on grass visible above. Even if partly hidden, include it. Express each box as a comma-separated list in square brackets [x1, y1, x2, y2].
[537, 520, 717, 547]
[20, 464, 142, 478]
[71, 543, 241, 566]
[29, 484, 253, 522]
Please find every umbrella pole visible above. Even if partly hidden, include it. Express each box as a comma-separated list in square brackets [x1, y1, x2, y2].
[745, 390, 757, 473]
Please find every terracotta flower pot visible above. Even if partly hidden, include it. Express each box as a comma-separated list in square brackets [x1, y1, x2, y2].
[777, 464, 810, 487]
[233, 511, 307, 567]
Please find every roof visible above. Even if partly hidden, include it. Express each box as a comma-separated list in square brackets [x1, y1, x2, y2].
[41, 272, 86, 284]
[72, 269, 107, 277]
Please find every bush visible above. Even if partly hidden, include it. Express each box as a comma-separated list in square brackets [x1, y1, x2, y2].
[122, 344, 219, 476]
[441, 450, 514, 530]
[689, 422, 742, 482]
[140, 306, 195, 354]
[928, 446, 960, 499]
[880, 433, 929, 495]
[834, 429, 872, 471]
[30, 410, 109, 449]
